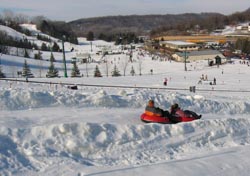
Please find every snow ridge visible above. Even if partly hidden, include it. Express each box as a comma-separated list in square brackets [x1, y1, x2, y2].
[1, 87, 250, 114]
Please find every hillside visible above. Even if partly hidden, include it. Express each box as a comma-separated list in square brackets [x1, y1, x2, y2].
[68, 8, 250, 37]
[69, 13, 224, 36]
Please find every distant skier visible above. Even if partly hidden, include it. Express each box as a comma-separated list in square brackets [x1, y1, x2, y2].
[163, 78, 168, 86]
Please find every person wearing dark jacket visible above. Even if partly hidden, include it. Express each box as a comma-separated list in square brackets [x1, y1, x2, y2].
[170, 103, 180, 115]
[170, 103, 201, 122]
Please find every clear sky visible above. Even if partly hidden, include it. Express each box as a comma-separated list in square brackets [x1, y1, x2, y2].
[0, 0, 250, 21]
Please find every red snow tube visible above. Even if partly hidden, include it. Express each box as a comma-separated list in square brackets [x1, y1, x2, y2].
[173, 109, 201, 122]
[141, 109, 201, 124]
[140, 113, 171, 124]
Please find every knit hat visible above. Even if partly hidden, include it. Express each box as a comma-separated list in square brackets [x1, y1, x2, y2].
[172, 103, 179, 109]
[148, 100, 154, 107]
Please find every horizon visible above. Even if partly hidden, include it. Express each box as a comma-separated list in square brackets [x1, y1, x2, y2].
[0, 0, 250, 22]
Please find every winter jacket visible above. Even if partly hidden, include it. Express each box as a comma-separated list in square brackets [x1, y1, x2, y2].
[145, 105, 163, 116]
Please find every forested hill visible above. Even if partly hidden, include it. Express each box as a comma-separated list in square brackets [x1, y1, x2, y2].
[68, 8, 250, 37]
[69, 13, 223, 36]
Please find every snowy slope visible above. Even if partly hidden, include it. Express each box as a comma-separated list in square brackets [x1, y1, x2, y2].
[0, 25, 26, 40]
[1, 24, 250, 176]
[1, 59, 250, 176]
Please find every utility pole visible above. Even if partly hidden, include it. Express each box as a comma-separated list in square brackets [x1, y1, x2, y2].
[62, 36, 68, 78]
[0, 53, 2, 65]
[184, 47, 187, 71]
[86, 54, 90, 77]
[39, 56, 42, 78]
[90, 41, 93, 52]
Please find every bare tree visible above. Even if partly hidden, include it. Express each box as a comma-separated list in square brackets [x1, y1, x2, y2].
[102, 55, 110, 77]
[120, 55, 130, 76]
[14, 14, 30, 23]
[2, 10, 15, 22]
[84, 54, 92, 77]
[1, 10, 30, 24]
[138, 55, 143, 76]
[31, 16, 48, 28]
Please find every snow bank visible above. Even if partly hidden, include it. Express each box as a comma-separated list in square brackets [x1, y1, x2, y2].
[1, 86, 250, 114]
[1, 118, 250, 174]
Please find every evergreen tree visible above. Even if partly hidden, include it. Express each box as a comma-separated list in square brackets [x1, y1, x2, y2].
[130, 66, 135, 76]
[41, 43, 49, 51]
[52, 42, 60, 52]
[24, 49, 30, 58]
[34, 51, 42, 60]
[112, 65, 121, 77]
[22, 60, 34, 78]
[50, 52, 55, 62]
[98, 33, 106, 40]
[87, 31, 94, 41]
[37, 34, 51, 42]
[46, 57, 59, 78]
[94, 65, 102, 77]
[71, 61, 81, 77]
[0, 65, 6, 78]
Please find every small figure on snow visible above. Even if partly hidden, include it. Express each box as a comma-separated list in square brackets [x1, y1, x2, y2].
[201, 74, 204, 81]
[205, 75, 208, 81]
[198, 79, 202, 84]
[213, 77, 216, 85]
[163, 78, 168, 86]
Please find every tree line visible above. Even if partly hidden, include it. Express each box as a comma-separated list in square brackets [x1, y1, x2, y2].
[150, 8, 250, 37]
[86, 31, 144, 44]
[235, 38, 250, 54]
[0, 31, 61, 55]
[0, 31, 39, 54]
[0, 10, 78, 45]
[37, 20, 78, 44]
[0, 58, 137, 78]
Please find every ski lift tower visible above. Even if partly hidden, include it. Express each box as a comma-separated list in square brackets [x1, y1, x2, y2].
[62, 35, 68, 77]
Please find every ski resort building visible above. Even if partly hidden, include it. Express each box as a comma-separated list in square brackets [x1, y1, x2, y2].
[172, 50, 226, 64]
[158, 36, 229, 44]
[75, 53, 90, 63]
[160, 41, 199, 51]
[236, 23, 250, 32]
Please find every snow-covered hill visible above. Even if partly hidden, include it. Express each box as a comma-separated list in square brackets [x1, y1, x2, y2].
[1, 23, 250, 176]
[0, 25, 26, 40]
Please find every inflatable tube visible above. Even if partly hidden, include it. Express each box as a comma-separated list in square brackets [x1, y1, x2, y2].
[140, 110, 201, 124]
[174, 109, 201, 122]
[140, 113, 171, 124]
